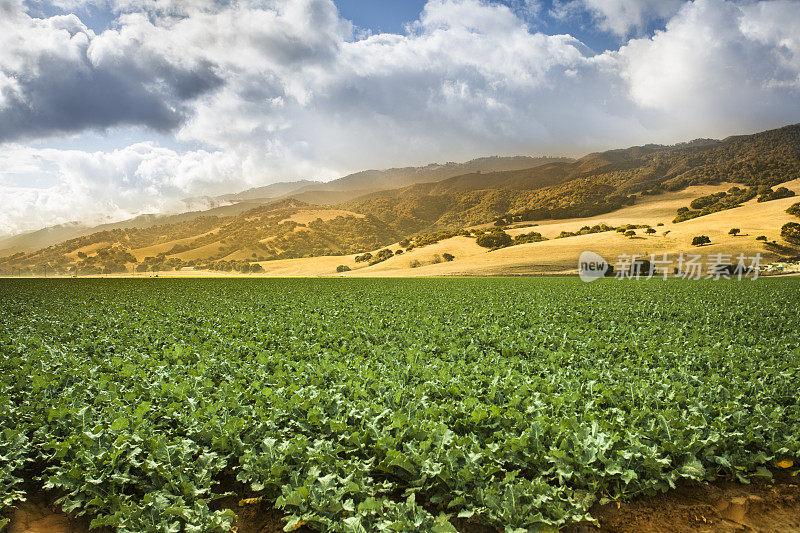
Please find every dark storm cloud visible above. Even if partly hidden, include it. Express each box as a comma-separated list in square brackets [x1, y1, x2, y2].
[0, 5, 223, 143]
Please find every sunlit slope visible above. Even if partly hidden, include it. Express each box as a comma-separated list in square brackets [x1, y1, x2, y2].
[308, 180, 799, 277]
[350, 180, 800, 276]
[54, 180, 798, 278]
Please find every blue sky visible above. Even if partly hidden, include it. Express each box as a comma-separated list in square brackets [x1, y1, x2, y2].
[334, 0, 628, 52]
[1, 0, 799, 235]
[31, 0, 666, 53]
[335, 0, 430, 34]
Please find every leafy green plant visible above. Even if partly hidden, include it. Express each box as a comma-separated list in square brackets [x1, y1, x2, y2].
[1, 278, 799, 531]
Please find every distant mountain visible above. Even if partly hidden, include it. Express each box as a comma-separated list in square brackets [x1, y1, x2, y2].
[0, 199, 271, 256]
[278, 156, 572, 204]
[342, 124, 800, 234]
[2, 124, 799, 275]
[215, 180, 320, 202]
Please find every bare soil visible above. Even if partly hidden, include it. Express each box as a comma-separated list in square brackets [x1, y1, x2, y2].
[565, 470, 800, 533]
[5, 499, 91, 533]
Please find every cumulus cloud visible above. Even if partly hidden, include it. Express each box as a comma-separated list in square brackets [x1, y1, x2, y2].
[615, 0, 800, 133]
[1, 0, 800, 236]
[177, 0, 643, 173]
[0, 0, 222, 142]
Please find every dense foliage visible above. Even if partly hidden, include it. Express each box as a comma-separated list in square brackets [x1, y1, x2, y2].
[475, 230, 513, 249]
[673, 186, 758, 223]
[1, 278, 799, 532]
[782, 222, 800, 245]
[368, 249, 395, 266]
[757, 187, 796, 203]
[512, 231, 546, 245]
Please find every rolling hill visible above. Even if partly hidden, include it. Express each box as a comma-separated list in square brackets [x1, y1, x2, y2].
[1, 124, 799, 276]
[0, 156, 566, 256]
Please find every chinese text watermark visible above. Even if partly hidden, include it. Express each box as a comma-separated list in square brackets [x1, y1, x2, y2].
[579, 251, 761, 282]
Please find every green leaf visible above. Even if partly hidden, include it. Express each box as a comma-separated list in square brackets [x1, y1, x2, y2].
[110, 417, 130, 431]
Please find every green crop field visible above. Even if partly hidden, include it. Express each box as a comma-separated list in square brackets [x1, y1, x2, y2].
[1, 278, 799, 532]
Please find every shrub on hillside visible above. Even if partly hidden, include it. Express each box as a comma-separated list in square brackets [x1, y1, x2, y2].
[368, 249, 394, 265]
[513, 231, 546, 244]
[674, 187, 758, 223]
[691, 192, 728, 210]
[476, 230, 512, 249]
[758, 187, 796, 202]
[781, 222, 800, 245]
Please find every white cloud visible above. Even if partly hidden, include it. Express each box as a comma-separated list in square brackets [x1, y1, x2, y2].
[614, 0, 800, 133]
[176, 0, 641, 172]
[1, 0, 800, 236]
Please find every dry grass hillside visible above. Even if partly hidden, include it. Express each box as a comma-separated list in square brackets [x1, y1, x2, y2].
[4, 179, 799, 278]
[354, 179, 795, 275]
[95, 179, 797, 278]
[341, 179, 800, 277]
